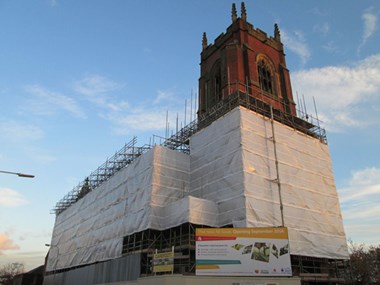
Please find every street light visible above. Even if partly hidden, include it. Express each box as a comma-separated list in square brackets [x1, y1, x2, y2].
[0, 170, 35, 178]
[45, 244, 59, 268]
[45, 243, 59, 283]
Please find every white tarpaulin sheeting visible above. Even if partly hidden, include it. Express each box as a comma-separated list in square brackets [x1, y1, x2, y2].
[47, 106, 348, 271]
[190, 107, 347, 259]
[239, 108, 348, 258]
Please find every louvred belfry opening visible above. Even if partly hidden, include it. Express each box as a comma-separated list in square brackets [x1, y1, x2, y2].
[198, 2, 296, 117]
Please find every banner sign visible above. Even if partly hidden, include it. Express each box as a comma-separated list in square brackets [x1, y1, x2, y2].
[153, 251, 174, 273]
[196, 227, 292, 276]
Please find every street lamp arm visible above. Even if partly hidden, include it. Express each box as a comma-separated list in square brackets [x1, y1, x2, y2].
[0, 170, 35, 178]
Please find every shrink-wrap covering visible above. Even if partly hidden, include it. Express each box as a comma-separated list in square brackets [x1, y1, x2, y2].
[47, 106, 348, 271]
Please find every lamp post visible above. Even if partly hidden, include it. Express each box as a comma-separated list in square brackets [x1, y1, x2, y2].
[45, 244, 59, 284]
[45, 244, 59, 267]
[0, 170, 35, 178]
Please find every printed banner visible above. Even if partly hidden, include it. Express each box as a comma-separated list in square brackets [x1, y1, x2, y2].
[153, 251, 174, 273]
[196, 227, 292, 276]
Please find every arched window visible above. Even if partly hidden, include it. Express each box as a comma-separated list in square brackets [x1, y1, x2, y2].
[258, 59, 275, 95]
[207, 61, 222, 108]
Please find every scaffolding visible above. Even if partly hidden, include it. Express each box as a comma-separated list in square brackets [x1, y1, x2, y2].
[49, 89, 346, 282]
[52, 137, 151, 215]
[45, 223, 352, 283]
[121, 223, 233, 276]
[122, 223, 200, 276]
[161, 89, 327, 155]
[291, 255, 352, 284]
[198, 90, 326, 142]
[52, 89, 326, 215]
[121, 223, 351, 283]
[161, 119, 198, 154]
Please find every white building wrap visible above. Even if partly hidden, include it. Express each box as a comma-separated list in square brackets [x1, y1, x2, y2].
[47, 106, 348, 271]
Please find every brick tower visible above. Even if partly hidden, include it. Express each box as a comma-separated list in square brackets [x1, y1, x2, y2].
[199, 2, 296, 117]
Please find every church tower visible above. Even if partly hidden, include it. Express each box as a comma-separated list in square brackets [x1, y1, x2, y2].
[199, 2, 295, 117]
[45, 3, 350, 284]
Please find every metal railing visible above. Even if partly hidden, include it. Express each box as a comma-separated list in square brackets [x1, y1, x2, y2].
[52, 137, 151, 215]
[161, 90, 327, 154]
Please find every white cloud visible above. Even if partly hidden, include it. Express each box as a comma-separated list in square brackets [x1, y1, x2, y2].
[281, 29, 311, 65]
[313, 22, 329, 35]
[322, 41, 341, 54]
[0, 120, 44, 142]
[0, 121, 55, 162]
[74, 74, 120, 96]
[344, 223, 380, 245]
[311, 7, 329, 17]
[105, 101, 130, 112]
[153, 90, 176, 105]
[73, 74, 187, 136]
[73, 75, 189, 136]
[105, 109, 168, 135]
[23, 146, 57, 164]
[74, 75, 122, 103]
[0, 188, 29, 207]
[359, 8, 378, 51]
[292, 53, 380, 132]
[89, 84, 186, 135]
[338, 167, 380, 244]
[25, 85, 86, 119]
[350, 167, 380, 186]
[339, 167, 380, 204]
[47, 0, 58, 7]
[74, 74, 130, 114]
[0, 233, 19, 255]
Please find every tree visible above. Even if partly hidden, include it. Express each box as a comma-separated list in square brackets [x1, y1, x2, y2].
[349, 240, 380, 285]
[0, 262, 24, 285]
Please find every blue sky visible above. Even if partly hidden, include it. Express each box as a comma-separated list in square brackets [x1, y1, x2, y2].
[0, 0, 379, 271]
